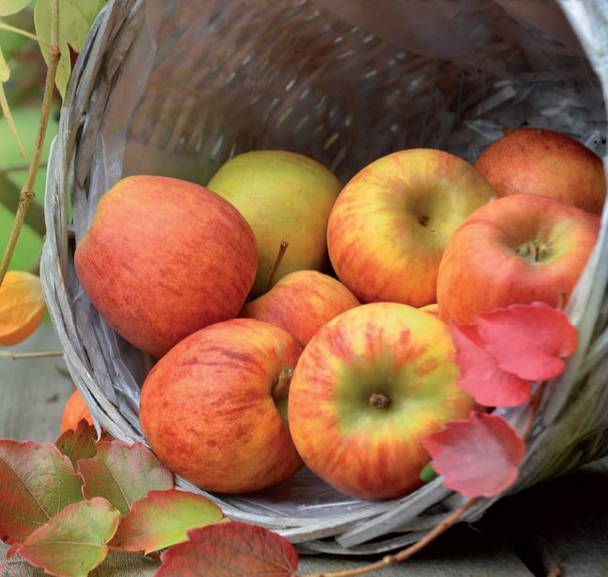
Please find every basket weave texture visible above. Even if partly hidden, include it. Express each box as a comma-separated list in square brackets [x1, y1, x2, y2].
[41, 0, 608, 554]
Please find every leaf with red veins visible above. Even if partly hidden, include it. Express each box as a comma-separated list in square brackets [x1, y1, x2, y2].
[450, 322, 531, 407]
[15, 498, 120, 577]
[78, 441, 173, 516]
[55, 420, 98, 468]
[422, 412, 526, 498]
[110, 489, 226, 554]
[0, 440, 84, 545]
[156, 521, 299, 577]
[475, 302, 578, 381]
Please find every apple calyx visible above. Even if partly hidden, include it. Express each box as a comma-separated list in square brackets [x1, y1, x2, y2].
[369, 393, 391, 409]
[515, 239, 552, 263]
[272, 366, 294, 401]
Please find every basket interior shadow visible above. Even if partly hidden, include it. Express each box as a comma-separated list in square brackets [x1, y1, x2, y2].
[41, 0, 608, 554]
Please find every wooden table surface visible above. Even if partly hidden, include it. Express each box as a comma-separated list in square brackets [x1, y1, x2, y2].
[1, 325, 608, 577]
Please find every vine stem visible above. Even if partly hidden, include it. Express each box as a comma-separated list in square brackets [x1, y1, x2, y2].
[0, 0, 60, 287]
[303, 499, 479, 577]
[0, 23, 54, 49]
[0, 350, 63, 360]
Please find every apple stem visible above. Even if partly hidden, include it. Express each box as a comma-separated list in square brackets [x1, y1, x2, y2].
[271, 366, 294, 401]
[369, 393, 391, 409]
[268, 239, 289, 291]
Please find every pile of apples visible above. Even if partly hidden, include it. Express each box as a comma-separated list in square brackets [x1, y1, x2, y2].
[75, 127, 605, 501]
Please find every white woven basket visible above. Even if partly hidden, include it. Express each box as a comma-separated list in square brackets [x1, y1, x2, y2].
[41, 0, 608, 554]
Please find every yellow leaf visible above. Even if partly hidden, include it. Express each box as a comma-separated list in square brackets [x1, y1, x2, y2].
[0, 1, 33, 17]
[34, 0, 106, 100]
[0, 45, 26, 157]
[0, 271, 46, 346]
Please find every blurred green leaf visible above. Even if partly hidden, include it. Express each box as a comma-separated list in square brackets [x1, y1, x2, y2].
[0, 1, 33, 17]
[0, 46, 26, 157]
[34, 0, 105, 100]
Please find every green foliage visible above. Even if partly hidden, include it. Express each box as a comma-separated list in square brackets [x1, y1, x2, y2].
[0, 1, 33, 17]
[34, 0, 106, 99]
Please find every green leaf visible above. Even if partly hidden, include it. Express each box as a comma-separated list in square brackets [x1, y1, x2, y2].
[55, 420, 98, 468]
[110, 489, 226, 554]
[0, 46, 26, 157]
[419, 462, 438, 483]
[78, 441, 174, 516]
[0, 440, 84, 545]
[34, 0, 106, 99]
[15, 497, 120, 577]
[0, 1, 33, 17]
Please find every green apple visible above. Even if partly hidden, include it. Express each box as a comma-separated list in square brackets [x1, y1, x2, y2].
[207, 151, 342, 296]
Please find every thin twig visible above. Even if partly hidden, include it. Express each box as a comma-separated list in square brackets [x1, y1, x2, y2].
[267, 239, 289, 291]
[0, 351, 63, 360]
[0, 0, 60, 286]
[0, 23, 54, 49]
[522, 381, 548, 440]
[304, 499, 480, 577]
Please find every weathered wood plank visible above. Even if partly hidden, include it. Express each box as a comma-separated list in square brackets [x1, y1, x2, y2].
[0, 325, 536, 576]
[491, 456, 608, 577]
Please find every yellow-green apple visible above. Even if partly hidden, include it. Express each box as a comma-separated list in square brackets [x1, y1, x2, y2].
[327, 149, 494, 307]
[140, 318, 303, 493]
[240, 270, 360, 345]
[74, 176, 258, 358]
[288, 302, 474, 500]
[475, 127, 606, 214]
[437, 193, 600, 324]
[207, 151, 342, 296]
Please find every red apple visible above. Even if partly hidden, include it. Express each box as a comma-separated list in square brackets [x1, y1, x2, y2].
[327, 149, 494, 307]
[74, 176, 258, 357]
[475, 127, 606, 214]
[437, 193, 600, 324]
[240, 270, 360, 345]
[288, 302, 475, 500]
[139, 318, 303, 493]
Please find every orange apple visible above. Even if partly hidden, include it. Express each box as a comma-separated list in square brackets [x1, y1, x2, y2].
[240, 270, 359, 345]
[74, 176, 258, 358]
[437, 193, 600, 324]
[327, 149, 494, 307]
[288, 302, 474, 500]
[475, 127, 606, 214]
[139, 318, 303, 493]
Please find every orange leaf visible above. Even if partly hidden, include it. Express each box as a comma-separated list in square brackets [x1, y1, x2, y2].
[60, 389, 94, 433]
[0, 271, 46, 346]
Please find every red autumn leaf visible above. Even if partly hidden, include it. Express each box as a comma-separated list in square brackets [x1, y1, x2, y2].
[422, 412, 526, 498]
[156, 521, 299, 577]
[110, 489, 226, 554]
[55, 420, 98, 468]
[450, 322, 531, 407]
[0, 440, 84, 544]
[15, 497, 120, 577]
[475, 302, 578, 381]
[78, 441, 173, 515]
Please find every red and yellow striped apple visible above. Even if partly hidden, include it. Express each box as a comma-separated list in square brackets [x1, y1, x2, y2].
[288, 302, 474, 500]
[241, 270, 359, 345]
[475, 127, 606, 214]
[437, 194, 600, 324]
[140, 318, 303, 494]
[327, 149, 494, 307]
[74, 176, 258, 358]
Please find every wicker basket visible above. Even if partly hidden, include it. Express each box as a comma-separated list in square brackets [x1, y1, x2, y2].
[41, 0, 608, 554]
